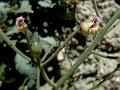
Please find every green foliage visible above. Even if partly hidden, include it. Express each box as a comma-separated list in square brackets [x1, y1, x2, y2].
[14, 54, 36, 88]
[40, 36, 59, 53]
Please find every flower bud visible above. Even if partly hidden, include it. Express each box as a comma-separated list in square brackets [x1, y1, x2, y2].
[31, 31, 42, 58]
[80, 16, 102, 36]
[31, 41, 42, 58]
[80, 21, 94, 36]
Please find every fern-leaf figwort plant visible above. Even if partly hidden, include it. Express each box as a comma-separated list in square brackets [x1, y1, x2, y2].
[0, 0, 120, 90]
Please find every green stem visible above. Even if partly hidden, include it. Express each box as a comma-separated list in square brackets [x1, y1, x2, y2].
[40, 65, 56, 87]
[25, 29, 32, 52]
[25, 29, 38, 63]
[61, 80, 69, 90]
[42, 27, 80, 66]
[105, 19, 120, 34]
[92, 0, 104, 27]
[0, 29, 31, 61]
[41, 45, 54, 62]
[91, 64, 120, 90]
[37, 65, 40, 90]
[21, 78, 29, 86]
[34, 57, 40, 90]
[92, 0, 101, 18]
[55, 8, 120, 89]
[92, 51, 120, 60]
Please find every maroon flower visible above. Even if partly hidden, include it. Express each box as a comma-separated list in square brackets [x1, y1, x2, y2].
[16, 16, 27, 32]
[92, 16, 102, 25]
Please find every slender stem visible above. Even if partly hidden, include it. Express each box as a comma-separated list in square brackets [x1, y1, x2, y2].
[34, 57, 40, 90]
[25, 29, 38, 63]
[55, 8, 120, 89]
[0, 29, 31, 61]
[37, 66, 40, 90]
[105, 19, 120, 34]
[92, 0, 101, 18]
[92, 51, 120, 60]
[61, 80, 69, 90]
[92, 0, 104, 27]
[0, 63, 6, 74]
[40, 65, 56, 87]
[42, 27, 80, 66]
[21, 78, 29, 86]
[41, 45, 54, 63]
[91, 64, 120, 90]
[38, 57, 56, 88]
[25, 29, 32, 52]
[36, 66, 40, 90]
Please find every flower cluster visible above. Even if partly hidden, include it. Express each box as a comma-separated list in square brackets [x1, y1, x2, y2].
[80, 16, 102, 36]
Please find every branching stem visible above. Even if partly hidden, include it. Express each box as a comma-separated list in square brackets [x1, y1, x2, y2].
[0, 29, 31, 61]
[55, 8, 120, 89]
[42, 27, 80, 66]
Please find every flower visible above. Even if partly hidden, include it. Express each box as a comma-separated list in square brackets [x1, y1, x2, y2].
[16, 16, 28, 32]
[80, 16, 102, 36]
[92, 15, 102, 25]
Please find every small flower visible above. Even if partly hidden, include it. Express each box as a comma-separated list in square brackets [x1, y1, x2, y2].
[92, 15, 102, 25]
[80, 16, 102, 36]
[16, 16, 28, 32]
